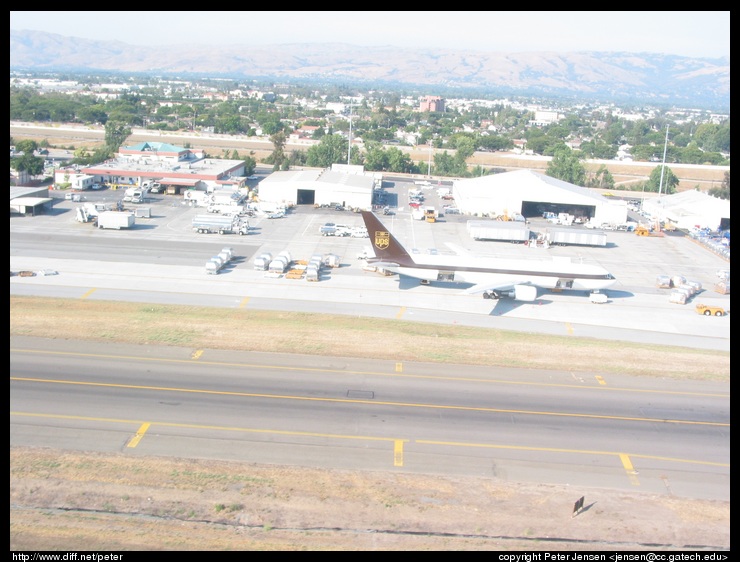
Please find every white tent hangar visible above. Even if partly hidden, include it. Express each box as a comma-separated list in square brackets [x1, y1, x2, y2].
[257, 168, 374, 209]
[642, 190, 730, 231]
[452, 170, 627, 225]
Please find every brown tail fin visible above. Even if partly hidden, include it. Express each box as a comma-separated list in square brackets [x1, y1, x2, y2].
[360, 211, 415, 265]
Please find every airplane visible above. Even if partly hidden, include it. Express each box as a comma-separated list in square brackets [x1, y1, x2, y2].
[360, 211, 617, 301]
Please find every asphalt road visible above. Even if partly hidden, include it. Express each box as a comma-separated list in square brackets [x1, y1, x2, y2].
[10, 336, 730, 501]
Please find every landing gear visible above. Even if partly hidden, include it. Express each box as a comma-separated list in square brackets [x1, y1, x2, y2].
[482, 290, 502, 300]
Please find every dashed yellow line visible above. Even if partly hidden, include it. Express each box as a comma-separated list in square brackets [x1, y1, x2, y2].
[396, 306, 406, 319]
[395, 363, 403, 372]
[595, 376, 606, 385]
[80, 288, 97, 299]
[127, 422, 150, 448]
[239, 297, 250, 308]
[191, 350, 204, 360]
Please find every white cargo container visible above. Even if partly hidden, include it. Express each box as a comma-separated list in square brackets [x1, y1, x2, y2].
[206, 256, 225, 275]
[467, 220, 530, 243]
[268, 257, 289, 274]
[253, 252, 272, 271]
[97, 211, 135, 230]
[546, 227, 607, 247]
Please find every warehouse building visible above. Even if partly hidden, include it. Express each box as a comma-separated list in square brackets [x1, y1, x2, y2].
[452, 170, 627, 225]
[256, 166, 376, 210]
[642, 190, 730, 231]
[10, 186, 54, 216]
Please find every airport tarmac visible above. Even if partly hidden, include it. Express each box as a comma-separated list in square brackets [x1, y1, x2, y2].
[10, 185, 731, 351]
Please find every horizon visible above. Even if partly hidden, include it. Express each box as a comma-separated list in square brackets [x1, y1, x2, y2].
[10, 11, 731, 60]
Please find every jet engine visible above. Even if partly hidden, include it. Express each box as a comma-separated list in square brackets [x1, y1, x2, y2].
[513, 285, 538, 301]
[481, 285, 538, 301]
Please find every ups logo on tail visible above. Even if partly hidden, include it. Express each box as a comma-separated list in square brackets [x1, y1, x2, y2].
[374, 231, 390, 250]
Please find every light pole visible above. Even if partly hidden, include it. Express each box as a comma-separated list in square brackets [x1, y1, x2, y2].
[658, 124, 669, 197]
[347, 103, 352, 166]
[427, 136, 434, 177]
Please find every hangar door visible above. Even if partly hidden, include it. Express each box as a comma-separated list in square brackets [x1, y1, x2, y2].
[521, 200, 596, 220]
[297, 189, 315, 205]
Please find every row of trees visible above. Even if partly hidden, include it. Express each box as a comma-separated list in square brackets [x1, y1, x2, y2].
[10, 83, 729, 199]
[10, 84, 730, 166]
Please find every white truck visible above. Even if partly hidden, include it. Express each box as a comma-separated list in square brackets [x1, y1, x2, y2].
[192, 214, 249, 235]
[467, 220, 530, 243]
[122, 188, 145, 203]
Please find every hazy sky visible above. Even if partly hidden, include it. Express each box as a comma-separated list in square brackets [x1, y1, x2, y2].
[10, 11, 730, 59]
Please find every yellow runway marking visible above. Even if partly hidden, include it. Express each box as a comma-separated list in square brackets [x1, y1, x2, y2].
[80, 288, 97, 299]
[394, 440, 405, 466]
[595, 376, 606, 385]
[620, 453, 641, 486]
[395, 363, 403, 373]
[127, 422, 150, 448]
[191, 350, 203, 360]
[239, 297, 250, 308]
[564, 322, 574, 335]
[396, 306, 406, 319]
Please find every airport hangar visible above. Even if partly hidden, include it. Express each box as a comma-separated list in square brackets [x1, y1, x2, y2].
[642, 190, 730, 231]
[452, 169, 628, 224]
[256, 165, 378, 210]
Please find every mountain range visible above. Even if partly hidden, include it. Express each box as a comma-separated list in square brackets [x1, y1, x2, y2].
[10, 30, 730, 111]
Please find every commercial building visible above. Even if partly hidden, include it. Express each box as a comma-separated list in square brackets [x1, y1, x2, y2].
[452, 170, 628, 225]
[642, 190, 730, 231]
[56, 141, 247, 194]
[256, 166, 376, 209]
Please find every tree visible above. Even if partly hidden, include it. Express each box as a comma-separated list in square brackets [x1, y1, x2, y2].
[269, 131, 287, 171]
[546, 147, 586, 186]
[708, 171, 730, 200]
[586, 165, 615, 189]
[11, 153, 45, 176]
[644, 165, 679, 195]
[104, 121, 132, 153]
[305, 134, 347, 168]
[14, 139, 39, 155]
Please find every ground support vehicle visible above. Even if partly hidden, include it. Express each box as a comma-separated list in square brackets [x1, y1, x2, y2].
[695, 303, 727, 316]
[467, 220, 530, 243]
[545, 227, 607, 247]
[96, 211, 135, 230]
[635, 225, 664, 237]
[192, 214, 249, 235]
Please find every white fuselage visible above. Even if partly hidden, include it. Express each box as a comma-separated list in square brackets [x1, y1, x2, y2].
[385, 254, 617, 292]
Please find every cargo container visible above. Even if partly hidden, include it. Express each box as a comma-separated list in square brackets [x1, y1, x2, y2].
[97, 211, 135, 230]
[467, 220, 530, 243]
[545, 227, 607, 247]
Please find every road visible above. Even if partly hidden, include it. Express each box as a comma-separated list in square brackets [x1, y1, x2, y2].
[10, 336, 730, 501]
